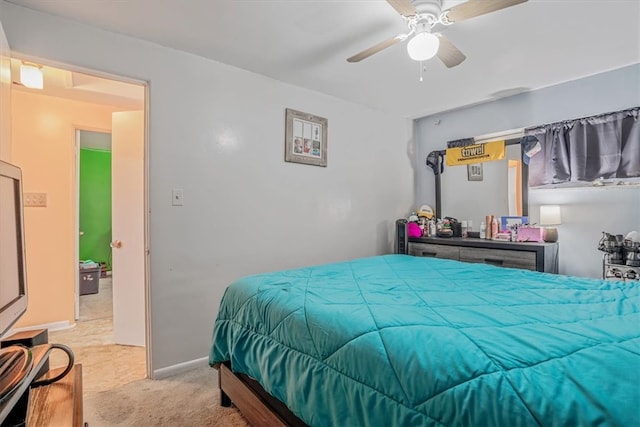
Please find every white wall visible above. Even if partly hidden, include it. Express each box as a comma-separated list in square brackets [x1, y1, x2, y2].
[529, 186, 640, 278]
[415, 64, 640, 278]
[0, 2, 414, 373]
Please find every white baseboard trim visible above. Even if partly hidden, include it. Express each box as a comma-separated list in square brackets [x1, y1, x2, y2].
[152, 356, 210, 380]
[8, 320, 75, 335]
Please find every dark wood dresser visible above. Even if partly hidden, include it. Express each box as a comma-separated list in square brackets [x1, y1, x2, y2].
[408, 237, 558, 273]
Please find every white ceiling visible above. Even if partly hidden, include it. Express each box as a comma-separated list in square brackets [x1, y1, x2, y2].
[7, 0, 640, 119]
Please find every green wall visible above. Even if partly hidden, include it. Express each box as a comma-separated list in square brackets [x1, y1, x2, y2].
[79, 148, 112, 268]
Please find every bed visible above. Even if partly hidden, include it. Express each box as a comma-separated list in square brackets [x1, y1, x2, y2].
[210, 254, 640, 426]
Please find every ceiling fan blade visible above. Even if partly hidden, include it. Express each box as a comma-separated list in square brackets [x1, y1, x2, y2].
[386, 0, 417, 17]
[445, 0, 527, 23]
[347, 35, 406, 63]
[436, 34, 466, 68]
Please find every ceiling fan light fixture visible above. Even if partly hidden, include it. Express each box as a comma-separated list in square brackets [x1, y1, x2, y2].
[407, 32, 440, 61]
[20, 62, 44, 89]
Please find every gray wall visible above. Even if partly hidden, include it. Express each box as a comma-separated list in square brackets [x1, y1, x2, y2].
[415, 64, 640, 278]
[0, 2, 414, 373]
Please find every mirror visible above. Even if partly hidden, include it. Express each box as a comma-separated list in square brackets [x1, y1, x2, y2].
[436, 140, 528, 233]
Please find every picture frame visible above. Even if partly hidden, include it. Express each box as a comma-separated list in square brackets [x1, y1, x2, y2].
[284, 108, 327, 167]
[500, 216, 529, 232]
[467, 163, 483, 181]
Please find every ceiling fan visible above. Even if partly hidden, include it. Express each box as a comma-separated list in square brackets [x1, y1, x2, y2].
[347, 0, 528, 68]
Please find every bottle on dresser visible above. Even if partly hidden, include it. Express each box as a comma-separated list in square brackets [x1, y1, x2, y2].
[491, 216, 499, 239]
[429, 219, 436, 236]
[485, 215, 493, 239]
[480, 220, 486, 239]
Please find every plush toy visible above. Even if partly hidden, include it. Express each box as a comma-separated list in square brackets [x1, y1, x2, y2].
[407, 222, 422, 238]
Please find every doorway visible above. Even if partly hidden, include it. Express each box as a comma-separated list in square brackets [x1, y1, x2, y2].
[9, 57, 150, 390]
[77, 130, 113, 322]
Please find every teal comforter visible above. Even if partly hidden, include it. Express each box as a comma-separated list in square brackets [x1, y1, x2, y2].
[210, 255, 640, 426]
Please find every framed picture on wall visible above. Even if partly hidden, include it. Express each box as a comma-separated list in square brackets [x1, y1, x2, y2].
[284, 108, 327, 167]
[467, 163, 483, 181]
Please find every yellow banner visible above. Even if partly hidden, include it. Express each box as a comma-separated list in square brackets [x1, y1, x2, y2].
[445, 140, 506, 166]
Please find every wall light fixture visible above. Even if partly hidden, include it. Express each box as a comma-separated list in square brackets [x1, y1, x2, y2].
[20, 62, 43, 89]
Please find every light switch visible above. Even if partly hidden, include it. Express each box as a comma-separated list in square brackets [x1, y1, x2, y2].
[172, 188, 184, 206]
[24, 192, 47, 207]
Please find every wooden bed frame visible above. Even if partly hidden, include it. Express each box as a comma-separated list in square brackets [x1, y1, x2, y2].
[217, 362, 307, 426]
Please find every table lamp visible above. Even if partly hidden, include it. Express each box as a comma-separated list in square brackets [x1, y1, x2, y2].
[540, 205, 561, 242]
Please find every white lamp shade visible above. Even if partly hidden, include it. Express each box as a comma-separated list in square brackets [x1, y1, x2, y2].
[540, 205, 561, 225]
[407, 32, 440, 61]
[20, 63, 43, 89]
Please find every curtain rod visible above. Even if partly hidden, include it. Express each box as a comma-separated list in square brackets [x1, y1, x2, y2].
[526, 106, 639, 132]
[447, 107, 639, 145]
[444, 106, 640, 148]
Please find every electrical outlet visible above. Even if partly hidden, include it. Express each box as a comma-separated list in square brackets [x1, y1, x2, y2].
[172, 188, 184, 206]
[24, 192, 47, 207]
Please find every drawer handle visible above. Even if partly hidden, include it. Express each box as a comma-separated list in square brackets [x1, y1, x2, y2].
[484, 258, 504, 265]
[421, 252, 437, 257]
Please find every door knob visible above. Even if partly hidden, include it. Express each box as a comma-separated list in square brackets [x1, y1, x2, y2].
[110, 240, 123, 248]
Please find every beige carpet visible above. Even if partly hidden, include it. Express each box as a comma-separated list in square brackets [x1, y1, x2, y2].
[49, 277, 147, 394]
[79, 277, 113, 322]
[51, 277, 248, 425]
[84, 365, 249, 426]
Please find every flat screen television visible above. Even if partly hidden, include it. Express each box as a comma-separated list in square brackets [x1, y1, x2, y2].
[0, 159, 28, 339]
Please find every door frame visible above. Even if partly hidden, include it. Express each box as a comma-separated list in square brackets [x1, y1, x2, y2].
[74, 126, 114, 321]
[14, 53, 152, 378]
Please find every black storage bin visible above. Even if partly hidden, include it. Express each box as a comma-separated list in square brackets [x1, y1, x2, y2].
[79, 266, 101, 295]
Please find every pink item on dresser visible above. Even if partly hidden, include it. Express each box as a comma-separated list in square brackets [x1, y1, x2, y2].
[516, 227, 545, 242]
[407, 222, 422, 238]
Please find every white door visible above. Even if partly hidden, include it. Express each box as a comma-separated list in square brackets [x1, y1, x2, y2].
[111, 111, 145, 347]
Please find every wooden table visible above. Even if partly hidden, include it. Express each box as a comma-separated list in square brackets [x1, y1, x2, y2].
[26, 364, 83, 427]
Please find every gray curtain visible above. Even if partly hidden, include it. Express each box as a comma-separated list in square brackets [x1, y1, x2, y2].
[526, 107, 640, 186]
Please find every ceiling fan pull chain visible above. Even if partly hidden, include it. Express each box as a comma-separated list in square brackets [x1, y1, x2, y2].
[419, 61, 424, 82]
